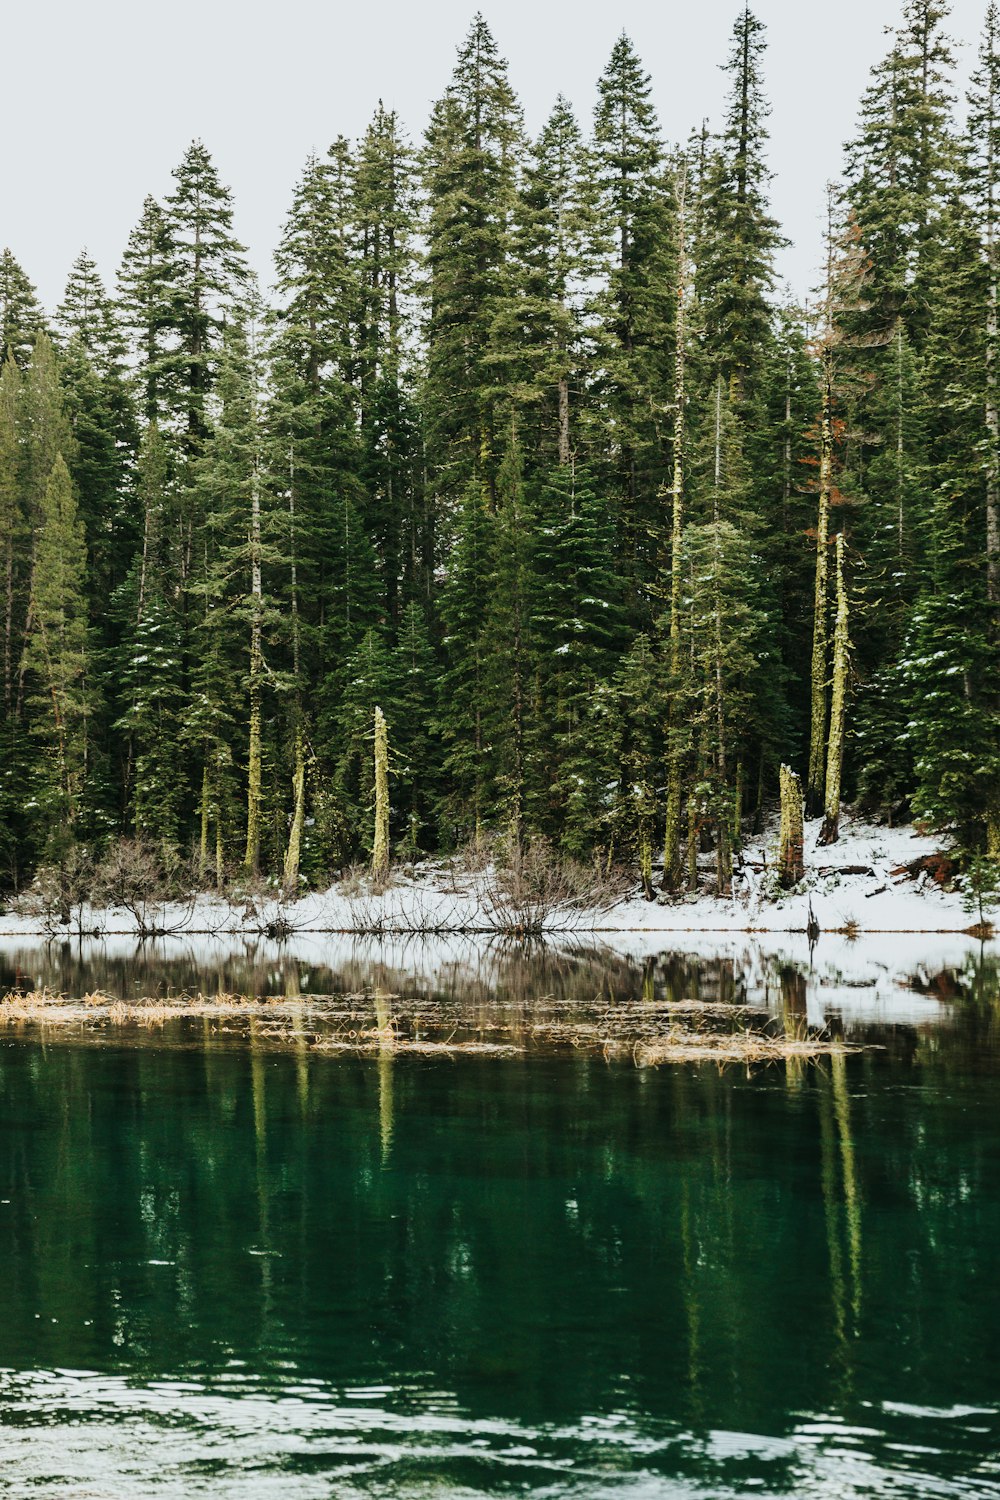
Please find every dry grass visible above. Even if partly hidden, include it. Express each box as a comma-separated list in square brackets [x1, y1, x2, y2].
[0, 986, 858, 1067]
[632, 1032, 856, 1066]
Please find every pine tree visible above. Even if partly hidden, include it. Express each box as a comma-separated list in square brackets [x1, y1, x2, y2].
[698, 8, 782, 404]
[354, 104, 424, 620]
[192, 293, 279, 877]
[388, 600, 439, 853]
[527, 461, 626, 848]
[612, 633, 664, 897]
[162, 141, 248, 455]
[334, 627, 395, 856]
[497, 95, 588, 464]
[968, 2, 1000, 606]
[586, 34, 675, 598]
[274, 147, 356, 391]
[0, 250, 45, 367]
[481, 432, 533, 834]
[115, 587, 187, 844]
[20, 454, 90, 832]
[423, 14, 524, 502]
[20, 333, 75, 526]
[117, 196, 177, 424]
[56, 250, 123, 372]
[436, 478, 497, 838]
[114, 422, 187, 841]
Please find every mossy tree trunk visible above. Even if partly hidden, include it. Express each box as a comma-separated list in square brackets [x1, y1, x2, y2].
[819, 533, 850, 845]
[663, 160, 689, 890]
[283, 728, 306, 895]
[778, 764, 804, 887]
[373, 705, 390, 881]
[807, 349, 833, 817]
[243, 455, 263, 877]
[282, 459, 306, 896]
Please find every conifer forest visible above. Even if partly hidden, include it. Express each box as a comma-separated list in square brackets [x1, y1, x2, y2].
[2, 0, 998, 900]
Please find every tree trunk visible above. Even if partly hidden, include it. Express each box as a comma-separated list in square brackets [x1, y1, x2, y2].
[282, 453, 306, 897]
[779, 765, 805, 888]
[244, 455, 263, 877]
[373, 706, 390, 882]
[686, 785, 700, 893]
[639, 806, 654, 902]
[663, 160, 688, 890]
[807, 349, 833, 816]
[557, 374, 570, 466]
[199, 762, 210, 882]
[987, 255, 1000, 605]
[215, 797, 225, 891]
[819, 533, 850, 845]
[283, 728, 306, 896]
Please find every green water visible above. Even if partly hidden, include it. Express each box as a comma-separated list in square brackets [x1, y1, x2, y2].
[1, 1004, 999, 1494]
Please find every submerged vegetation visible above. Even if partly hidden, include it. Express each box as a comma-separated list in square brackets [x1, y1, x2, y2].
[0, 982, 858, 1065]
[1, 1, 999, 907]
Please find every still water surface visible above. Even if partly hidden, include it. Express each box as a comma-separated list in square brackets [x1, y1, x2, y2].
[1, 938, 999, 1497]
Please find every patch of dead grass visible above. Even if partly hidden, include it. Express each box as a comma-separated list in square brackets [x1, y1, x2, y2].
[0, 987, 858, 1067]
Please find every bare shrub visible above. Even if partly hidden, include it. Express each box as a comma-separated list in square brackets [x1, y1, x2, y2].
[91, 836, 196, 936]
[444, 834, 494, 884]
[14, 846, 97, 936]
[480, 834, 632, 936]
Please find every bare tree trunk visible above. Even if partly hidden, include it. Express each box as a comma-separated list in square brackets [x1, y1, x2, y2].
[639, 804, 654, 902]
[3, 538, 12, 715]
[283, 452, 307, 896]
[663, 159, 689, 890]
[987, 263, 1000, 605]
[712, 517, 731, 895]
[687, 789, 699, 893]
[778, 765, 805, 888]
[373, 706, 390, 882]
[283, 729, 306, 896]
[199, 763, 210, 882]
[819, 533, 850, 845]
[244, 454, 263, 877]
[215, 799, 225, 891]
[557, 375, 570, 466]
[807, 348, 833, 816]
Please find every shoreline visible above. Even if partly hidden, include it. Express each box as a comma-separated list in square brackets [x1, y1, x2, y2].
[2, 813, 988, 944]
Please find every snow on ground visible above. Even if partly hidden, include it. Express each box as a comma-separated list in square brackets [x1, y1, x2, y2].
[2, 806, 990, 1037]
[0, 809, 989, 951]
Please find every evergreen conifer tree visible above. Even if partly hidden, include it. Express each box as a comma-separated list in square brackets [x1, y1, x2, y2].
[20, 454, 90, 834]
[0, 250, 45, 368]
[423, 14, 524, 502]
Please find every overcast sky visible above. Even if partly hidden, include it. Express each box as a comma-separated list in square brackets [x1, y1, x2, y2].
[6, 0, 991, 311]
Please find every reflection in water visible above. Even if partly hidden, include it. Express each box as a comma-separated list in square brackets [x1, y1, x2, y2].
[3, 930, 1000, 1041]
[0, 1032, 998, 1495]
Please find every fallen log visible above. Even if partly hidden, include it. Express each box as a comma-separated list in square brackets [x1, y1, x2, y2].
[889, 852, 957, 885]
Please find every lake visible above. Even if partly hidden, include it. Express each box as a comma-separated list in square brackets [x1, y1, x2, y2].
[1, 934, 998, 1497]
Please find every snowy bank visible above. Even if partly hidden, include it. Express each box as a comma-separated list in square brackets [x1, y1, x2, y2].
[0, 810, 990, 946]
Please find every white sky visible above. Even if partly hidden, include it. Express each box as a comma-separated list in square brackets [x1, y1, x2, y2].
[5, 0, 990, 311]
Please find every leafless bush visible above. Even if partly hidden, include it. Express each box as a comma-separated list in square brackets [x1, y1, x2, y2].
[13, 847, 97, 937]
[91, 836, 197, 936]
[228, 876, 305, 940]
[444, 834, 494, 884]
[478, 835, 632, 936]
